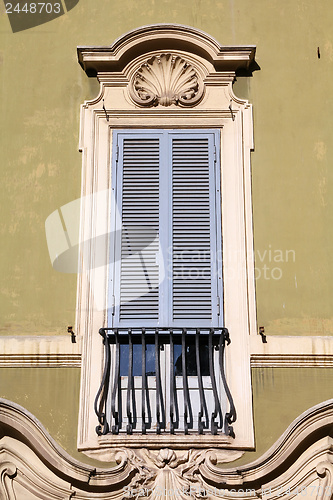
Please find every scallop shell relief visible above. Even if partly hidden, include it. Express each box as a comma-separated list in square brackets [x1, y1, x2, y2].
[130, 54, 204, 107]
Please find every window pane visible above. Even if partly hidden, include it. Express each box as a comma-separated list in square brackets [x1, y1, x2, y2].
[120, 343, 156, 376]
[173, 340, 209, 376]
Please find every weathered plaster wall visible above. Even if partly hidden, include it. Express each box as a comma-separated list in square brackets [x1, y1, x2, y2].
[227, 367, 333, 467]
[0, 367, 332, 467]
[0, 367, 114, 466]
[0, 0, 332, 336]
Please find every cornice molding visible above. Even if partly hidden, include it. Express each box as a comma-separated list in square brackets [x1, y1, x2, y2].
[250, 335, 333, 368]
[0, 336, 81, 368]
[77, 24, 256, 75]
[251, 354, 333, 368]
[1, 399, 333, 498]
[1, 335, 333, 368]
[0, 353, 81, 367]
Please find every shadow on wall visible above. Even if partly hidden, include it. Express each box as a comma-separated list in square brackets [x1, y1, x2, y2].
[3, 0, 79, 32]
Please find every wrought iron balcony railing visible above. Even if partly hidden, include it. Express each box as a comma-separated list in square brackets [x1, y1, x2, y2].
[94, 327, 236, 437]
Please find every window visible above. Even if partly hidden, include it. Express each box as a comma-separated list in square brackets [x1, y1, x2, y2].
[99, 129, 232, 436]
[76, 24, 256, 459]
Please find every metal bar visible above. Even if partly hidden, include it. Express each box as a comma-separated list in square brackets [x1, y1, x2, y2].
[94, 328, 110, 435]
[182, 329, 191, 434]
[141, 328, 146, 434]
[195, 329, 208, 434]
[95, 326, 230, 437]
[104, 327, 224, 334]
[104, 327, 225, 332]
[110, 329, 120, 434]
[208, 329, 221, 435]
[126, 329, 133, 434]
[219, 328, 237, 437]
[155, 330, 161, 434]
[170, 330, 175, 434]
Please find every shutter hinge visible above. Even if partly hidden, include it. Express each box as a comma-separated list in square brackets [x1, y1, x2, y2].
[111, 295, 115, 315]
[116, 146, 119, 163]
[217, 296, 221, 316]
[214, 145, 217, 163]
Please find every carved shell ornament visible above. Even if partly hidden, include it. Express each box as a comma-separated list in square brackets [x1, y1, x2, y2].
[130, 54, 204, 107]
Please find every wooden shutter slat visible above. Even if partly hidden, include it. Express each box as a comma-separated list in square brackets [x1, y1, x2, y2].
[112, 130, 221, 328]
[118, 137, 160, 321]
[171, 136, 213, 321]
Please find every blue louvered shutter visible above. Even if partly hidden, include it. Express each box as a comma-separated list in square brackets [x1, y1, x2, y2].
[169, 131, 222, 327]
[110, 130, 222, 328]
[110, 132, 163, 326]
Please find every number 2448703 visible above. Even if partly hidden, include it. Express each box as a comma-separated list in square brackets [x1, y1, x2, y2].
[6, 3, 61, 14]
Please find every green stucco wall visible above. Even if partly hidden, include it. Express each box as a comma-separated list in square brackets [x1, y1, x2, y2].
[1, 0, 333, 335]
[0, 367, 332, 466]
[235, 367, 333, 466]
[0, 367, 113, 466]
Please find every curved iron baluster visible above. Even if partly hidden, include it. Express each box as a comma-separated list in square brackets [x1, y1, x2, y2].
[94, 328, 110, 436]
[155, 330, 162, 434]
[208, 329, 222, 435]
[126, 329, 133, 434]
[170, 329, 175, 434]
[111, 329, 120, 434]
[195, 329, 208, 434]
[219, 328, 237, 437]
[181, 329, 191, 434]
[141, 328, 146, 434]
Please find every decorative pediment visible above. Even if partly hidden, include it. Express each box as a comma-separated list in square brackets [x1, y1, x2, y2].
[77, 24, 256, 75]
[77, 25, 256, 112]
[129, 54, 204, 107]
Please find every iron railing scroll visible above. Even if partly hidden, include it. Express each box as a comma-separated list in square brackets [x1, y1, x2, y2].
[94, 327, 236, 436]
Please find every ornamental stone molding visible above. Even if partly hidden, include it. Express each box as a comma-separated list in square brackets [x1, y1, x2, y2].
[0, 463, 17, 500]
[129, 53, 204, 107]
[77, 24, 256, 75]
[76, 24, 257, 457]
[316, 461, 333, 500]
[77, 24, 256, 111]
[1, 399, 333, 498]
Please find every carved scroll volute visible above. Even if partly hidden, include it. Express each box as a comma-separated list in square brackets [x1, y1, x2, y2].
[316, 460, 333, 500]
[0, 463, 17, 500]
[129, 54, 205, 107]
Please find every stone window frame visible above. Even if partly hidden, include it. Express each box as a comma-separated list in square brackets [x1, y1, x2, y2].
[76, 24, 257, 460]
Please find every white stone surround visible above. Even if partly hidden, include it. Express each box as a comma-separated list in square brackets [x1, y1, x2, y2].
[76, 24, 257, 457]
